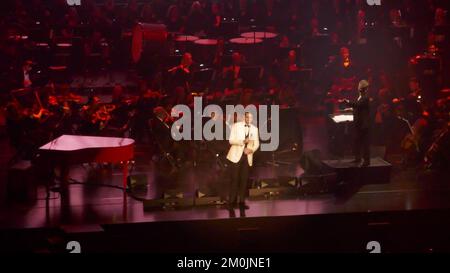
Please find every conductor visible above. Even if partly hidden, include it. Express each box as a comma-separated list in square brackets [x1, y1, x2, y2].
[345, 80, 371, 167]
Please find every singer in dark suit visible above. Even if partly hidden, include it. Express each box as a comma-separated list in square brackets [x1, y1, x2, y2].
[346, 80, 371, 167]
[226, 112, 259, 209]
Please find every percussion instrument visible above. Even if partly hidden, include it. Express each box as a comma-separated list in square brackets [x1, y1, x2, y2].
[56, 43, 72, 48]
[174, 35, 199, 42]
[194, 39, 218, 45]
[240, 32, 278, 39]
[173, 35, 199, 55]
[229, 37, 263, 44]
[229, 37, 264, 64]
[132, 23, 168, 63]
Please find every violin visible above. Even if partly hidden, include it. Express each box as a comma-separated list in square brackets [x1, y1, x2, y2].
[32, 89, 53, 121]
[91, 104, 116, 129]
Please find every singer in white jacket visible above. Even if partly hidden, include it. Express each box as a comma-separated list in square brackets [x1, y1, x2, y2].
[226, 112, 259, 209]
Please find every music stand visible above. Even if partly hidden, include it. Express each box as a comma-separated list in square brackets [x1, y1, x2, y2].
[328, 112, 354, 159]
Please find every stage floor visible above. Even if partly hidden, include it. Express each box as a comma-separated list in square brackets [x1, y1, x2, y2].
[0, 164, 449, 230]
[1, 112, 449, 230]
[1, 113, 449, 231]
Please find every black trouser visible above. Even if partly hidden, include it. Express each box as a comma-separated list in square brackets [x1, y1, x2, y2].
[229, 156, 249, 205]
[355, 127, 370, 163]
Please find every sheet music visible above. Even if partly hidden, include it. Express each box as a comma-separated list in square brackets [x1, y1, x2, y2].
[331, 114, 354, 123]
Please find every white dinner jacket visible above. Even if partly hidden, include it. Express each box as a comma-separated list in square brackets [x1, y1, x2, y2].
[226, 121, 260, 166]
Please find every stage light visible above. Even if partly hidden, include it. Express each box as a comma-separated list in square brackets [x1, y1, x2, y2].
[249, 177, 299, 198]
[163, 190, 184, 199]
[194, 189, 223, 206]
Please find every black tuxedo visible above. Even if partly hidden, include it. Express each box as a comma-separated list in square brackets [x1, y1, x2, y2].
[350, 95, 370, 130]
[349, 94, 371, 163]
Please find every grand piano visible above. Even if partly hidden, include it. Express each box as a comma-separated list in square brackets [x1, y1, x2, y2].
[38, 135, 135, 197]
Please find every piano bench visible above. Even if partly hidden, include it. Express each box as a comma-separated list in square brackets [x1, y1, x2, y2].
[7, 160, 37, 204]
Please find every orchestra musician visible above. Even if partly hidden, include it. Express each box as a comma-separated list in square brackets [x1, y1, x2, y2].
[10, 60, 34, 89]
[168, 52, 195, 92]
[222, 52, 245, 88]
[79, 95, 115, 135]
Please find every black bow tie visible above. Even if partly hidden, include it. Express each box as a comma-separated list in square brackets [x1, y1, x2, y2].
[245, 124, 249, 127]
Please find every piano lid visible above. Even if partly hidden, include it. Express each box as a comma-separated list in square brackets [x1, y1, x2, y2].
[39, 135, 135, 151]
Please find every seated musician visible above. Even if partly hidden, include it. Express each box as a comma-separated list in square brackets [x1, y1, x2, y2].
[265, 74, 281, 104]
[185, 1, 206, 36]
[432, 8, 449, 50]
[278, 85, 298, 108]
[83, 30, 111, 66]
[105, 84, 133, 137]
[373, 88, 394, 146]
[239, 88, 258, 107]
[45, 95, 72, 136]
[222, 52, 245, 86]
[276, 50, 302, 83]
[328, 47, 358, 98]
[10, 60, 34, 89]
[111, 84, 125, 105]
[165, 5, 184, 33]
[213, 38, 225, 71]
[404, 77, 424, 122]
[22, 60, 34, 88]
[206, 2, 223, 37]
[16, 102, 52, 158]
[400, 109, 433, 165]
[79, 96, 103, 135]
[224, 78, 243, 103]
[152, 106, 181, 164]
[168, 52, 195, 92]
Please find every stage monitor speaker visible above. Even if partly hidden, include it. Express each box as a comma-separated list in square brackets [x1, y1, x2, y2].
[194, 189, 224, 206]
[322, 157, 392, 185]
[257, 176, 298, 188]
[249, 176, 298, 198]
[144, 190, 194, 210]
[300, 150, 324, 175]
[299, 172, 338, 195]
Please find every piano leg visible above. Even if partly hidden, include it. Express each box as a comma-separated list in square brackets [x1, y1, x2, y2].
[122, 161, 128, 190]
[60, 164, 70, 198]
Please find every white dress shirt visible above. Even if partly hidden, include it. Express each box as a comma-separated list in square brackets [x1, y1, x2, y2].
[226, 121, 260, 166]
